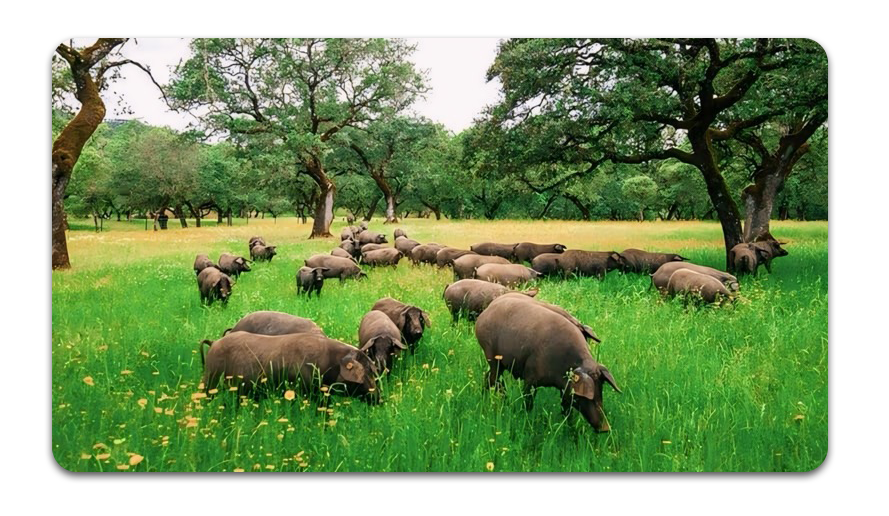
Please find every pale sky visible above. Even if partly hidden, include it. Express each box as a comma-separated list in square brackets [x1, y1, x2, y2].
[77, 37, 503, 134]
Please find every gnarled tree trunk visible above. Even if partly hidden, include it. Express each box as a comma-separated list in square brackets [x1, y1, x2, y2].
[306, 157, 335, 238]
[739, 117, 825, 243]
[689, 130, 744, 269]
[364, 195, 381, 222]
[52, 38, 128, 270]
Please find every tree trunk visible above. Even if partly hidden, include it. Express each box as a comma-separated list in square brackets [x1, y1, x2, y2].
[305, 157, 335, 238]
[689, 131, 744, 269]
[217, 209, 223, 224]
[226, 208, 233, 226]
[364, 195, 381, 222]
[175, 205, 188, 228]
[52, 86, 104, 266]
[665, 202, 679, 221]
[92, 213, 99, 232]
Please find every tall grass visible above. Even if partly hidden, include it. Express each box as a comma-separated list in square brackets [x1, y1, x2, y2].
[52, 218, 827, 472]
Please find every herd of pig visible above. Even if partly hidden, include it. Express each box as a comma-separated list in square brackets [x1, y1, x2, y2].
[190, 224, 789, 432]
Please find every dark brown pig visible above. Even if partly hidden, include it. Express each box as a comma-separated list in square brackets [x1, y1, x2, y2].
[370, 297, 431, 351]
[197, 267, 233, 305]
[513, 243, 567, 264]
[296, 266, 329, 297]
[475, 263, 540, 288]
[248, 236, 266, 250]
[200, 331, 379, 403]
[532, 250, 625, 279]
[470, 242, 519, 261]
[304, 255, 367, 282]
[218, 253, 252, 278]
[393, 228, 408, 239]
[666, 269, 733, 304]
[339, 238, 362, 260]
[394, 236, 420, 255]
[452, 254, 511, 280]
[475, 294, 620, 432]
[442, 279, 538, 321]
[358, 310, 407, 373]
[194, 254, 217, 275]
[250, 244, 277, 262]
[410, 243, 445, 265]
[620, 248, 688, 274]
[360, 243, 387, 255]
[224, 311, 324, 337]
[651, 262, 739, 293]
[357, 231, 388, 245]
[362, 248, 403, 267]
[435, 247, 476, 268]
[331, 247, 358, 262]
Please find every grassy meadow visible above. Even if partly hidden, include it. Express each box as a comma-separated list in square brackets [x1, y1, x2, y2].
[51, 217, 828, 472]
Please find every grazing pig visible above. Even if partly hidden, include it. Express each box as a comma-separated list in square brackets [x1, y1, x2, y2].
[296, 266, 329, 297]
[331, 247, 358, 262]
[475, 263, 540, 288]
[359, 221, 369, 231]
[304, 255, 367, 282]
[475, 294, 620, 432]
[393, 228, 407, 239]
[443, 279, 538, 321]
[194, 254, 217, 275]
[394, 236, 421, 255]
[250, 244, 277, 262]
[620, 248, 688, 274]
[363, 248, 403, 267]
[218, 253, 252, 278]
[410, 243, 445, 265]
[435, 247, 476, 268]
[452, 254, 511, 280]
[371, 297, 431, 351]
[224, 310, 324, 337]
[346, 213, 356, 224]
[200, 331, 379, 402]
[513, 243, 567, 264]
[470, 242, 519, 261]
[666, 269, 733, 304]
[748, 240, 789, 273]
[532, 250, 624, 279]
[651, 262, 739, 293]
[197, 267, 233, 305]
[360, 243, 387, 255]
[358, 310, 407, 373]
[248, 236, 266, 250]
[341, 227, 356, 241]
[357, 231, 388, 245]
[339, 238, 362, 260]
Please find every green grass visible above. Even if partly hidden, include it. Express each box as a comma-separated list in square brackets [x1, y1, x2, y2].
[52, 218, 827, 472]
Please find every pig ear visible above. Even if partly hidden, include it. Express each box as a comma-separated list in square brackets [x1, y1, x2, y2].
[571, 370, 596, 400]
[421, 310, 431, 327]
[359, 337, 377, 353]
[339, 355, 366, 383]
[598, 365, 622, 394]
[524, 288, 540, 297]
[393, 338, 407, 350]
